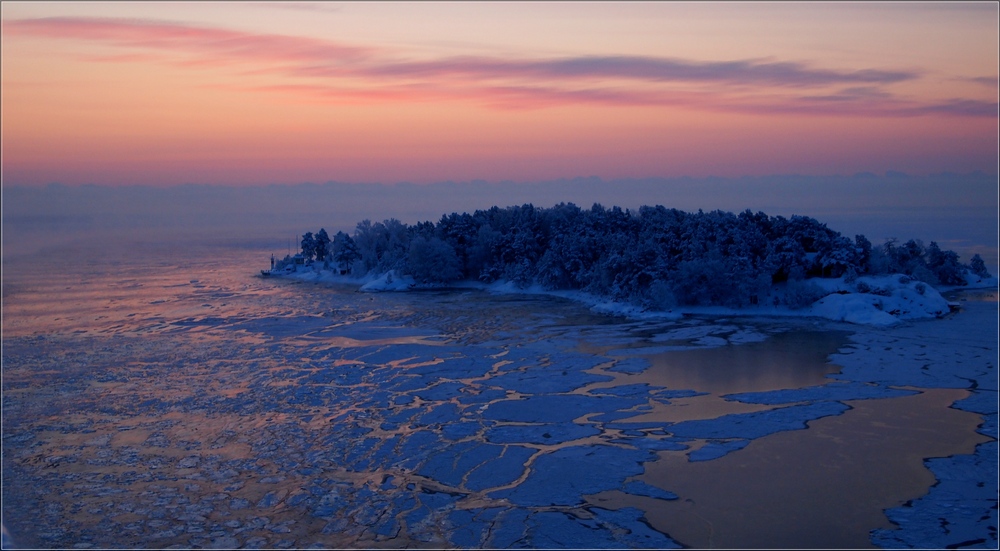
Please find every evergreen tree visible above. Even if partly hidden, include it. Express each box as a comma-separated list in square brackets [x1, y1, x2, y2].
[407, 236, 462, 283]
[289, 202, 975, 308]
[352, 220, 380, 272]
[332, 231, 361, 272]
[925, 241, 966, 285]
[855, 235, 872, 273]
[315, 228, 331, 263]
[970, 254, 992, 279]
[300, 232, 317, 261]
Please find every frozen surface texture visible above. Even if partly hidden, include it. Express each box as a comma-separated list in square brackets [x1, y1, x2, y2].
[828, 298, 998, 549]
[2, 253, 995, 549]
[3, 272, 704, 548]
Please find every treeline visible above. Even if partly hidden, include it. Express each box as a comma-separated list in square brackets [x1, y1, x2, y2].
[286, 203, 991, 308]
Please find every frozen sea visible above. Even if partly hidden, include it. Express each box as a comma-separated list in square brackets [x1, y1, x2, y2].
[1, 240, 996, 549]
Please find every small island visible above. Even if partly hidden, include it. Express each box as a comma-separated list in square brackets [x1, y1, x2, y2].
[272, 203, 995, 325]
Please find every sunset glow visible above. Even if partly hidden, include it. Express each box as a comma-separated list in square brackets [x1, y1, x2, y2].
[2, 10, 999, 548]
[2, 2, 997, 186]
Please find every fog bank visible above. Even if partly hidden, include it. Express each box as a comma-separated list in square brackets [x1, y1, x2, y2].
[3, 173, 997, 268]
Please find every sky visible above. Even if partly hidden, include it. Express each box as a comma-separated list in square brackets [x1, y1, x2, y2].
[2, 2, 998, 186]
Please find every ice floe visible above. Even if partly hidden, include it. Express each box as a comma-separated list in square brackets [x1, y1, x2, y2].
[6, 254, 995, 550]
[488, 445, 655, 507]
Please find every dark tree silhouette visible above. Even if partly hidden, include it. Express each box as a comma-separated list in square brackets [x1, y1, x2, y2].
[292, 203, 985, 307]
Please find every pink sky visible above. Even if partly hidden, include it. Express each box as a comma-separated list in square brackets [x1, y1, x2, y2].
[2, 2, 997, 186]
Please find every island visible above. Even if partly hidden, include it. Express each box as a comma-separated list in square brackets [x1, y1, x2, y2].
[270, 202, 995, 326]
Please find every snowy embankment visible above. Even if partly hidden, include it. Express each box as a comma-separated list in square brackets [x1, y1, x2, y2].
[806, 275, 954, 326]
[816, 272, 998, 325]
[275, 265, 997, 327]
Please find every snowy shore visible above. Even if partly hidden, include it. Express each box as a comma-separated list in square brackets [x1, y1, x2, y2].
[273, 264, 997, 327]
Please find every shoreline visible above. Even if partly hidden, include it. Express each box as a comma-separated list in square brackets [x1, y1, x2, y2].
[268, 264, 998, 327]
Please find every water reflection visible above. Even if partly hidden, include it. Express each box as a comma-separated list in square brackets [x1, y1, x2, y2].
[593, 388, 990, 549]
[641, 330, 849, 395]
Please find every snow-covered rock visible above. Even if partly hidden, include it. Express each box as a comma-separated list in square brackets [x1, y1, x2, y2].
[808, 274, 951, 326]
[359, 270, 417, 292]
[960, 271, 999, 289]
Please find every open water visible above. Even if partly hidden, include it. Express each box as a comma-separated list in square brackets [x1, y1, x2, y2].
[1, 240, 993, 549]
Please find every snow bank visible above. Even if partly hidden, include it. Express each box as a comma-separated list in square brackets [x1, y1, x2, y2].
[271, 266, 965, 327]
[959, 272, 999, 289]
[807, 275, 951, 326]
[809, 294, 900, 326]
[275, 265, 419, 292]
[359, 270, 417, 292]
[480, 273, 956, 326]
[273, 263, 368, 285]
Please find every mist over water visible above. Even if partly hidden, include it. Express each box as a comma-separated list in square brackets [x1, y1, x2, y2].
[3, 172, 997, 269]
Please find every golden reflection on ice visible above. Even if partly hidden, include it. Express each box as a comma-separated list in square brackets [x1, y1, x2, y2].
[589, 387, 991, 549]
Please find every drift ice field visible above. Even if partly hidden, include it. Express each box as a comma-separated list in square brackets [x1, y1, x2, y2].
[1, 245, 996, 549]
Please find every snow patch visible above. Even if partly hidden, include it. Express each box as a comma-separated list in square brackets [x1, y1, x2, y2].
[359, 270, 417, 292]
[959, 273, 999, 289]
[808, 275, 951, 326]
[273, 266, 962, 327]
[809, 294, 901, 326]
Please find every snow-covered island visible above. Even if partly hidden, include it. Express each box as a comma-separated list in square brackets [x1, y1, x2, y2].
[271, 203, 996, 326]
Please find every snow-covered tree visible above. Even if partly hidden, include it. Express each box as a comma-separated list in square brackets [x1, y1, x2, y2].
[314, 228, 331, 264]
[353, 220, 380, 272]
[378, 218, 411, 272]
[291, 202, 971, 308]
[970, 254, 992, 278]
[331, 231, 361, 273]
[406, 236, 462, 283]
[925, 241, 966, 286]
[764, 236, 808, 283]
[672, 255, 733, 306]
[300, 232, 317, 261]
[855, 234, 872, 273]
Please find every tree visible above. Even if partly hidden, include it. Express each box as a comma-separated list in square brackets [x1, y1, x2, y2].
[300, 232, 317, 261]
[379, 218, 411, 272]
[817, 235, 858, 278]
[468, 224, 501, 282]
[925, 241, 965, 285]
[351, 218, 412, 272]
[352, 220, 381, 272]
[867, 239, 897, 274]
[764, 236, 808, 283]
[331, 231, 361, 272]
[406, 236, 462, 283]
[291, 202, 978, 307]
[894, 239, 926, 275]
[855, 235, 872, 273]
[315, 229, 331, 264]
[970, 254, 992, 278]
[437, 212, 479, 276]
[672, 255, 732, 306]
[537, 232, 595, 290]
